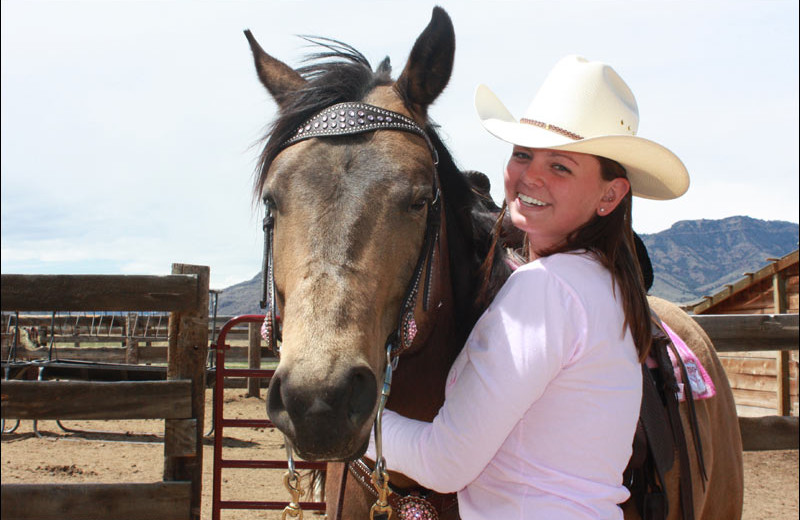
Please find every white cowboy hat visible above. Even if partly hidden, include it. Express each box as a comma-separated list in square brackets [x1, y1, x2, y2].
[474, 55, 689, 200]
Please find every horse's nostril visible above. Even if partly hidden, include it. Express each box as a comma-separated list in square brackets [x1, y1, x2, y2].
[347, 367, 377, 427]
[267, 373, 285, 416]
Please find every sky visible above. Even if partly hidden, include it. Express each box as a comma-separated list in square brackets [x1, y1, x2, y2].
[2, 0, 798, 290]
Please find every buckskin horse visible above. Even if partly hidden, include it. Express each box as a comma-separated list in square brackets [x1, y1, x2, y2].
[245, 7, 743, 519]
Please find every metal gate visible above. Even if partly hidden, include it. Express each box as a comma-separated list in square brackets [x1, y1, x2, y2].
[210, 314, 326, 519]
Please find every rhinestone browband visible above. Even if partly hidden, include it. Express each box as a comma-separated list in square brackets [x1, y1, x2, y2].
[282, 102, 438, 163]
[520, 118, 583, 141]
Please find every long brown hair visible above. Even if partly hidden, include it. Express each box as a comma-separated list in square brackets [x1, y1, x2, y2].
[480, 157, 652, 360]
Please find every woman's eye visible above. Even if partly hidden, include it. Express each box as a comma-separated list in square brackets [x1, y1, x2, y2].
[551, 163, 572, 175]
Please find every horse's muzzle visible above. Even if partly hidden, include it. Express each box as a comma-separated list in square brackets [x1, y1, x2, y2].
[267, 364, 378, 460]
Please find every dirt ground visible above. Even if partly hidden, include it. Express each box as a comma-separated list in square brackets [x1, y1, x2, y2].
[2, 388, 797, 520]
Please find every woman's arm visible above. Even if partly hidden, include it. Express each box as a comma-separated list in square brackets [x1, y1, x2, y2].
[376, 266, 585, 492]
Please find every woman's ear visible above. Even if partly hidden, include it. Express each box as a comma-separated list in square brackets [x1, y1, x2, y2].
[597, 178, 631, 216]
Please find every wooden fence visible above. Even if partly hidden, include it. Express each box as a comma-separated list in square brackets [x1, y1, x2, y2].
[2, 313, 261, 365]
[5, 311, 796, 412]
[693, 313, 799, 418]
[0, 266, 209, 520]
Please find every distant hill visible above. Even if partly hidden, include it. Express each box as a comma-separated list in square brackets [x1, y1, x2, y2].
[639, 216, 798, 304]
[216, 216, 799, 315]
[216, 272, 264, 316]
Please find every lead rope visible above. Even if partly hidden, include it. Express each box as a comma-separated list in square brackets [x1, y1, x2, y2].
[282, 438, 305, 519]
[370, 343, 396, 520]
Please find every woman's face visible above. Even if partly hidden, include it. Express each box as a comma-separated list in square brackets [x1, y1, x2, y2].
[504, 147, 627, 256]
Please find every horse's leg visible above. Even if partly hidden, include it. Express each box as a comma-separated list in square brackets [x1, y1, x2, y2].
[647, 296, 744, 520]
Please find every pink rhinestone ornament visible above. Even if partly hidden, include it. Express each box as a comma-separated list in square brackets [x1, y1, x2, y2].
[403, 316, 418, 348]
[396, 496, 438, 520]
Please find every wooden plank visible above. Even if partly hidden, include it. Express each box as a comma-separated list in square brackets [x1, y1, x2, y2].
[719, 356, 777, 376]
[1, 380, 191, 420]
[739, 415, 800, 451]
[163, 264, 208, 520]
[0, 274, 199, 312]
[727, 372, 777, 393]
[165, 418, 197, 457]
[719, 350, 780, 360]
[777, 350, 791, 415]
[730, 387, 778, 409]
[692, 313, 799, 352]
[9, 344, 268, 364]
[736, 403, 777, 417]
[772, 272, 792, 416]
[0, 482, 191, 520]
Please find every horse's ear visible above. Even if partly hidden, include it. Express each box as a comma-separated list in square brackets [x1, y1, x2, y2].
[395, 6, 455, 112]
[244, 29, 306, 107]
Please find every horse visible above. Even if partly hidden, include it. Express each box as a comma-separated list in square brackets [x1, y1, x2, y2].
[244, 7, 743, 519]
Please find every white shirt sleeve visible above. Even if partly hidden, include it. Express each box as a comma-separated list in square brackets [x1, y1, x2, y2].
[376, 264, 587, 492]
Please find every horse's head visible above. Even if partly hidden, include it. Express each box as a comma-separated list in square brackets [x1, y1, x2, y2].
[246, 8, 458, 461]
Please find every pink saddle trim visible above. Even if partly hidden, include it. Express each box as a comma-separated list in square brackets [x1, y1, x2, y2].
[646, 321, 716, 401]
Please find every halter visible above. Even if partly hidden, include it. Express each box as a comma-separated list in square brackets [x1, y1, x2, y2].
[259, 101, 442, 520]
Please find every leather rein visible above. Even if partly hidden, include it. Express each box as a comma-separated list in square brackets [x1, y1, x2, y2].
[259, 101, 443, 520]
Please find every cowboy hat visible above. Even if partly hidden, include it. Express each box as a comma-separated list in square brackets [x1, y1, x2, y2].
[474, 55, 689, 200]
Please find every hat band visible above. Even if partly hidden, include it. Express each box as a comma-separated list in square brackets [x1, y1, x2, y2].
[520, 118, 583, 141]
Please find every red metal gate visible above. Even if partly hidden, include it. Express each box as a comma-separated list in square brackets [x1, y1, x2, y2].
[211, 315, 326, 519]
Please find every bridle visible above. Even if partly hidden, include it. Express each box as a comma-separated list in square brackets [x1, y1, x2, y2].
[259, 101, 442, 519]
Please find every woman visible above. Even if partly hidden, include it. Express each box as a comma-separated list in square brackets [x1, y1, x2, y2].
[370, 55, 689, 519]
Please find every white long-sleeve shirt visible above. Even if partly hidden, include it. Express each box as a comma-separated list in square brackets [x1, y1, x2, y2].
[375, 252, 642, 519]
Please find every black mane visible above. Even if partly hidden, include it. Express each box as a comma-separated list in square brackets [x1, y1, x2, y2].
[254, 38, 511, 337]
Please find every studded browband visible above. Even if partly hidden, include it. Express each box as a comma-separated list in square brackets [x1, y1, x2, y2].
[282, 102, 439, 164]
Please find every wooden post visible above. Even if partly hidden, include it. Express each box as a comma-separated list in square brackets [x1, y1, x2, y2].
[773, 272, 790, 416]
[164, 264, 209, 520]
[125, 312, 139, 364]
[247, 322, 262, 398]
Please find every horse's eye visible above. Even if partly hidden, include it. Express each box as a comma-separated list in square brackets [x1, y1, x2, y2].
[410, 198, 429, 212]
[263, 194, 278, 213]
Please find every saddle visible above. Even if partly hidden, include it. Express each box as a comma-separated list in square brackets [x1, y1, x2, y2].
[623, 316, 707, 520]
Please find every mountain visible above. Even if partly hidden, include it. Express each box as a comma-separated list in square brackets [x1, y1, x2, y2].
[216, 272, 264, 316]
[639, 216, 799, 304]
[215, 216, 799, 315]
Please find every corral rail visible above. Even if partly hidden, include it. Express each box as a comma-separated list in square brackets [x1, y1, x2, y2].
[0, 265, 209, 520]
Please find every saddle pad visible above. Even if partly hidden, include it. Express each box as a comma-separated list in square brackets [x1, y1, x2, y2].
[647, 321, 716, 402]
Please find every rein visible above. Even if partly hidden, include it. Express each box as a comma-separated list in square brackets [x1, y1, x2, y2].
[259, 101, 442, 520]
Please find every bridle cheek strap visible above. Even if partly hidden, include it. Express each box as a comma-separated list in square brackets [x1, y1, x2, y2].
[260, 204, 280, 356]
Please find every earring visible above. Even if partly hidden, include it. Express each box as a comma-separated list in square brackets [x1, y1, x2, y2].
[599, 208, 606, 213]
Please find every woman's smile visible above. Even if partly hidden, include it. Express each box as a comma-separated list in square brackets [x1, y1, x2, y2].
[517, 192, 548, 208]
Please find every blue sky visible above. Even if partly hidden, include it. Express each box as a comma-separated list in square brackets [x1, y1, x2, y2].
[2, 0, 798, 289]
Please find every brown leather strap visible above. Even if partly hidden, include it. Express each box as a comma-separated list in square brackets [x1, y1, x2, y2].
[665, 336, 708, 485]
[650, 318, 695, 520]
[327, 462, 348, 520]
[347, 458, 458, 518]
